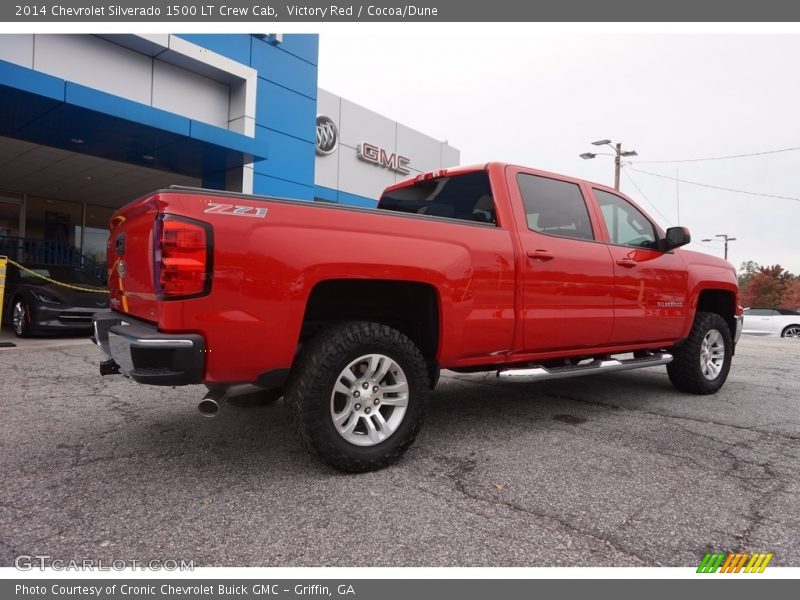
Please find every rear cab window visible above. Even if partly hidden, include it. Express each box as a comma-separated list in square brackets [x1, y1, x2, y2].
[516, 173, 595, 241]
[378, 171, 497, 225]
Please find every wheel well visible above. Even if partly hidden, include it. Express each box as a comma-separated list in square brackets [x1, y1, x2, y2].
[696, 289, 736, 336]
[781, 324, 800, 335]
[302, 279, 440, 363]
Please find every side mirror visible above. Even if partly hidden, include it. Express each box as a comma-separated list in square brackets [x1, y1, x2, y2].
[662, 226, 691, 251]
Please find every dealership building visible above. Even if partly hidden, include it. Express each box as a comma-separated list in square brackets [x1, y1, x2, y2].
[0, 34, 459, 272]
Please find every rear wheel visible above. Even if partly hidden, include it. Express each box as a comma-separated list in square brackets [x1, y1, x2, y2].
[781, 325, 800, 339]
[285, 321, 429, 472]
[12, 299, 32, 338]
[667, 311, 732, 394]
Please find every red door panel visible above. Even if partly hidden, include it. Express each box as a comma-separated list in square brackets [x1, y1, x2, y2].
[522, 233, 615, 351]
[589, 187, 689, 345]
[505, 167, 615, 352]
[606, 246, 689, 344]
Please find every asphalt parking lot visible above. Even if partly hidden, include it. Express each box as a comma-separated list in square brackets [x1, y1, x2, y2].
[0, 334, 798, 567]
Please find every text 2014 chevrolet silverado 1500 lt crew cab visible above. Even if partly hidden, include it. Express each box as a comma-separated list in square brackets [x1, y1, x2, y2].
[92, 163, 743, 472]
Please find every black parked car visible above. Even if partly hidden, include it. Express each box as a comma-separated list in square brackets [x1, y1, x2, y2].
[2, 263, 108, 337]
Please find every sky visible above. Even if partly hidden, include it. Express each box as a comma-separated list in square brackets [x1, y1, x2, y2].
[317, 31, 800, 274]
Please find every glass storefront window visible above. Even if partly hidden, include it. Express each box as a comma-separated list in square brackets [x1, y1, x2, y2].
[78, 205, 115, 265]
[25, 196, 83, 247]
[0, 199, 22, 237]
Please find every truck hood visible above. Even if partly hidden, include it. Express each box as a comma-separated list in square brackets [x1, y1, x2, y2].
[679, 248, 737, 281]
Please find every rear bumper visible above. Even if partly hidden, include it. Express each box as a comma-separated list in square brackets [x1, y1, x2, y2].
[92, 311, 205, 386]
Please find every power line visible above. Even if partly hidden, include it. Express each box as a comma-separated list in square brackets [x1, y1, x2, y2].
[620, 168, 673, 226]
[631, 145, 800, 164]
[620, 168, 725, 251]
[621, 169, 742, 254]
[627, 167, 800, 203]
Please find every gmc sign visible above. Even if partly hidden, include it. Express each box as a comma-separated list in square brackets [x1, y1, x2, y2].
[357, 142, 411, 175]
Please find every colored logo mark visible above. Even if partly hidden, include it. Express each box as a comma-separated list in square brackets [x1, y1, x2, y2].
[697, 552, 773, 573]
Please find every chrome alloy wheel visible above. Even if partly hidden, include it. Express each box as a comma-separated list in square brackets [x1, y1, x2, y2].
[330, 353, 409, 447]
[783, 326, 800, 339]
[700, 329, 725, 380]
[12, 301, 26, 336]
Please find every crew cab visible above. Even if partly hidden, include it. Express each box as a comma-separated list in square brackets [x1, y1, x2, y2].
[92, 163, 742, 472]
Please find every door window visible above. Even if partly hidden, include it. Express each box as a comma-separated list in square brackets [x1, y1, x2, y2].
[744, 309, 779, 316]
[516, 174, 594, 241]
[594, 189, 657, 249]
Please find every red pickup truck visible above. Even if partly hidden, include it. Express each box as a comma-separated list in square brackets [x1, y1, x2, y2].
[93, 163, 742, 472]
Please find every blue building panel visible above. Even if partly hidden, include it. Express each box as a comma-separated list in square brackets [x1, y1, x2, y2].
[337, 189, 380, 208]
[189, 119, 263, 157]
[314, 185, 379, 207]
[66, 82, 191, 137]
[256, 78, 316, 143]
[313, 185, 339, 203]
[269, 34, 319, 66]
[250, 37, 318, 101]
[253, 126, 315, 186]
[177, 34, 251, 66]
[0, 35, 320, 197]
[0, 59, 64, 101]
[253, 173, 314, 200]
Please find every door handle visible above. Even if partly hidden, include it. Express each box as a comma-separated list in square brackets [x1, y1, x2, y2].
[616, 258, 636, 268]
[527, 249, 554, 261]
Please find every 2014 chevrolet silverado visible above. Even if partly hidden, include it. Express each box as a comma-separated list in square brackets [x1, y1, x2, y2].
[92, 163, 743, 471]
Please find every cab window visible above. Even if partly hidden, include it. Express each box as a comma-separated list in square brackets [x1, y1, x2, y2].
[378, 171, 497, 225]
[594, 189, 658, 249]
[517, 173, 594, 241]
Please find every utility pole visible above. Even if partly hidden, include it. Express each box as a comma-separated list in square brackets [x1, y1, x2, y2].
[701, 234, 737, 260]
[580, 140, 638, 191]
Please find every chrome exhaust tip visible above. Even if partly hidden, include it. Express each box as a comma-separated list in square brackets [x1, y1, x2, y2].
[198, 391, 224, 418]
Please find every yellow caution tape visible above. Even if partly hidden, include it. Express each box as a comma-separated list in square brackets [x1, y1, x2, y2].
[0, 255, 7, 329]
[6, 258, 109, 294]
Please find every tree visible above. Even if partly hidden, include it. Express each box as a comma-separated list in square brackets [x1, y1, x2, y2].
[739, 264, 796, 308]
[780, 280, 800, 310]
[738, 260, 760, 297]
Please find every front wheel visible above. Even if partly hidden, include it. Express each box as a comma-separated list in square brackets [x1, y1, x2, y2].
[285, 321, 429, 472]
[667, 311, 732, 394]
[12, 299, 32, 338]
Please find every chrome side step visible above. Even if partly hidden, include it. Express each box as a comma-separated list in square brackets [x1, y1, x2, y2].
[497, 352, 673, 382]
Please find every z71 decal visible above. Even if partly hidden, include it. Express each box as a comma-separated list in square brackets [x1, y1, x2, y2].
[203, 203, 268, 218]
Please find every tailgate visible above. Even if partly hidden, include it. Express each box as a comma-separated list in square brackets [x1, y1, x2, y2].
[107, 194, 160, 323]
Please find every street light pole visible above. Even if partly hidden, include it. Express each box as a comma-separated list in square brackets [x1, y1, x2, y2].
[701, 234, 738, 260]
[580, 140, 638, 191]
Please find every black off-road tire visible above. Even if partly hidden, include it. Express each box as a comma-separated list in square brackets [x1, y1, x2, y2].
[667, 311, 732, 394]
[284, 321, 429, 473]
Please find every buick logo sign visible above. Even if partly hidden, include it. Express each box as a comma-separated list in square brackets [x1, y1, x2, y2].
[316, 115, 338, 155]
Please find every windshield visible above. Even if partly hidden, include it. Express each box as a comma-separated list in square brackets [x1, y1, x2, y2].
[378, 171, 496, 225]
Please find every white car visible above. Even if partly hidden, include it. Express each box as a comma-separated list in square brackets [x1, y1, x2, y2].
[742, 308, 800, 339]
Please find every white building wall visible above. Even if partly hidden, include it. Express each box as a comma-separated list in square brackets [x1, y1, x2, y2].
[315, 88, 460, 202]
[0, 34, 256, 135]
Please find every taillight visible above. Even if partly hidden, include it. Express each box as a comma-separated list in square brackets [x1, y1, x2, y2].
[154, 215, 213, 299]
